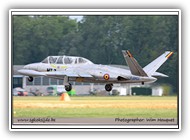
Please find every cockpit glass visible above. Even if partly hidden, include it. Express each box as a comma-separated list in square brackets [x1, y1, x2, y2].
[41, 58, 48, 63]
[78, 58, 87, 63]
[42, 56, 93, 64]
[75, 59, 78, 64]
[57, 56, 63, 64]
[64, 57, 73, 64]
[49, 56, 57, 64]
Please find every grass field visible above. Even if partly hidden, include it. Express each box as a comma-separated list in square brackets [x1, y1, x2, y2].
[12, 96, 177, 118]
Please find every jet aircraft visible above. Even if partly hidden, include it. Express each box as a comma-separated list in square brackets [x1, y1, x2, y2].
[18, 50, 173, 92]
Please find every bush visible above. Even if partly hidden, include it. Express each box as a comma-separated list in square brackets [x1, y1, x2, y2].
[161, 84, 172, 96]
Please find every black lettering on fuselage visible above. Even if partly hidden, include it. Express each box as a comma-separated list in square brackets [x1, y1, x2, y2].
[47, 68, 56, 72]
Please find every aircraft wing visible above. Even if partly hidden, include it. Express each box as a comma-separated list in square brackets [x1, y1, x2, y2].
[18, 69, 93, 79]
[18, 69, 46, 77]
[45, 71, 93, 78]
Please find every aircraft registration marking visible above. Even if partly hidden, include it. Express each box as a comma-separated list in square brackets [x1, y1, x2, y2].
[47, 68, 56, 72]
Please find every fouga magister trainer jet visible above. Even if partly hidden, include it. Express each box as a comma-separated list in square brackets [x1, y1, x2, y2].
[18, 50, 173, 92]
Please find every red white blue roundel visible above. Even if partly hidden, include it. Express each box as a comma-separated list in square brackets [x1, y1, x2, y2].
[103, 74, 110, 80]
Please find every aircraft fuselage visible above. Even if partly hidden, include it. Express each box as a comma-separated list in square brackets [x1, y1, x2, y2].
[18, 50, 172, 91]
[19, 63, 157, 84]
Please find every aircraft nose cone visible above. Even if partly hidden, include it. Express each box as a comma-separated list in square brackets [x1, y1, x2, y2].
[17, 69, 24, 74]
[18, 69, 28, 75]
[23, 63, 38, 70]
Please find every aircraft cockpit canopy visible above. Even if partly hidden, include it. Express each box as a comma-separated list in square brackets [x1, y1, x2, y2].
[41, 56, 93, 65]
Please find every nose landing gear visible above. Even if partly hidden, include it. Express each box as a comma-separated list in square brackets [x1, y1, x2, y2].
[28, 76, 33, 82]
[105, 84, 113, 91]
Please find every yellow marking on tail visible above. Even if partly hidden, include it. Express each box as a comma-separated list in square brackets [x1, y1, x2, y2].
[166, 52, 173, 59]
[127, 50, 133, 57]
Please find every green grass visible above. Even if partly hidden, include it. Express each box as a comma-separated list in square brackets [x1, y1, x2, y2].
[13, 96, 177, 118]
[13, 108, 177, 118]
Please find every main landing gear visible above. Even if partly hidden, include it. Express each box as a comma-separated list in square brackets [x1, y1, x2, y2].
[64, 76, 72, 92]
[105, 84, 113, 92]
[65, 83, 72, 92]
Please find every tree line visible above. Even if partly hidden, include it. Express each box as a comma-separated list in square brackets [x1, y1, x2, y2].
[13, 15, 179, 93]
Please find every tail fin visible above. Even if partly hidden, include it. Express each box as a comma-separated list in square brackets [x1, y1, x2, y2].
[122, 50, 148, 76]
[143, 51, 173, 76]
